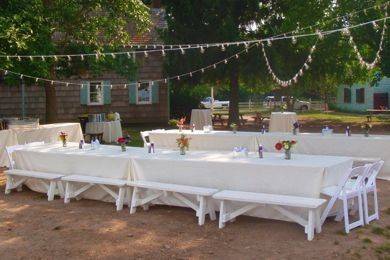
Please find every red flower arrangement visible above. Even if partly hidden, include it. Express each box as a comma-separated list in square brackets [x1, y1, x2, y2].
[59, 131, 68, 141]
[177, 117, 186, 127]
[117, 137, 127, 144]
[275, 140, 297, 151]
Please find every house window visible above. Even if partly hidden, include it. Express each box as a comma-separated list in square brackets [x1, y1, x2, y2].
[88, 81, 104, 105]
[343, 88, 351, 103]
[137, 82, 152, 104]
[356, 88, 365, 104]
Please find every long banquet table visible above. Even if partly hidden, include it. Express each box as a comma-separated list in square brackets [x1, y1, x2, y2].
[0, 123, 83, 167]
[148, 129, 390, 180]
[12, 142, 352, 221]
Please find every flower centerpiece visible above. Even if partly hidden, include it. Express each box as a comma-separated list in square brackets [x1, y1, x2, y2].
[275, 140, 297, 160]
[176, 134, 191, 155]
[168, 117, 186, 132]
[281, 103, 287, 112]
[361, 123, 372, 137]
[230, 123, 238, 133]
[292, 121, 300, 135]
[59, 131, 68, 147]
[117, 135, 131, 152]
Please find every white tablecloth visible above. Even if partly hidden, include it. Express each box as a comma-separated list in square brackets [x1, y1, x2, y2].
[257, 132, 390, 180]
[0, 123, 83, 167]
[269, 112, 298, 132]
[0, 130, 18, 167]
[13, 143, 352, 221]
[190, 109, 212, 130]
[86, 120, 122, 143]
[149, 129, 259, 152]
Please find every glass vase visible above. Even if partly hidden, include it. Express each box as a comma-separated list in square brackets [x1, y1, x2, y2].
[121, 143, 126, 152]
[285, 149, 291, 160]
[62, 139, 67, 147]
[364, 131, 369, 137]
[180, 146, 186, 155]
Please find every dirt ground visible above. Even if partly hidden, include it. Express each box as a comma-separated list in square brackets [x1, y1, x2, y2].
[0, 171, 389, 260]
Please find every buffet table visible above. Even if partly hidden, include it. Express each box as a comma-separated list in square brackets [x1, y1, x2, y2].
[0, 123, 83, 167]
[12, 142, 352, 221]
[148, 129, 259, 152]
[269, 112, 298, 132]
[85, 120, 122, 143]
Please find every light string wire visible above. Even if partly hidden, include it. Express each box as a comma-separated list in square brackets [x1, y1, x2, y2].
[0, 2, 388, 60]
[0, 16, 388, 88]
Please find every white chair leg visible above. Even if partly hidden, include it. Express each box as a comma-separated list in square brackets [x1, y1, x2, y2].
[335, 201, 343, 222]
[357, 193, 364, 226]
[47, 180, 56, 201]
[116, 187, 125, 211]
[307, 210, 315, 241]
[64, 182, 72, 203]
[343, 196, 350, 234]
[198, 196, 206, 226]
[373, 186, 379, 221]
[218, 200, 226, 229]
[129, 187, 138, 214]
[5, 175, 13, 194]
[363, 189, 369, 224]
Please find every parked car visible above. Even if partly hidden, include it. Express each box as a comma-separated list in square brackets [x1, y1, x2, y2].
[200, 97, 230, 109]
[263, 96, 311, 111]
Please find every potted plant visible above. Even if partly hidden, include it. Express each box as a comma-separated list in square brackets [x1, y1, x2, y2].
[361, 123, 372, 137]
[230, 123, 238, 133]
[176, 134, 191, 155]
[59, 131, 68, 147]
[275, 140, 297, 160]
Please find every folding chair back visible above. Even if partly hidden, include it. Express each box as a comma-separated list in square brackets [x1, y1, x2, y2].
[365, 160, 384, 187]
[140, 131, 150, 147]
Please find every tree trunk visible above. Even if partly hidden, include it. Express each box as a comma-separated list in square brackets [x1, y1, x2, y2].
[44, 66, 58, 123]
[228, 65, 240, 125]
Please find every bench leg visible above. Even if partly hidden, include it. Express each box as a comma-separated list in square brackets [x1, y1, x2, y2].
[57, 181, 65, 199]
[47, 181, 56, 201]
[116, 187, 125, 211]
[5, 175, 13, 194]
[315, 209, 322, 234]
[125, 187, 132, 206]
[197, 196, 206, 226]
[64, 182, 72, 204]
[208, 198, 216, 221]
[130, 187, 139, 214]
[219, 200, 226, 229]
[307, 210, 315, 241]
[16, 184, 23, 192]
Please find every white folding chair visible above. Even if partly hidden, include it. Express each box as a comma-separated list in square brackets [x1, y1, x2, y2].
[362, 160, 384, 224]
[320, 165, 370, 233]
[140, 131, 150, 148]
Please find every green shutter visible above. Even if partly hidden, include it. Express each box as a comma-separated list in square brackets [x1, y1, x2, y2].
[80, 81, 89, 105]
[152, 82, 159, 104]
[129, 83, 137, 104]
[103, 81, 111, 104]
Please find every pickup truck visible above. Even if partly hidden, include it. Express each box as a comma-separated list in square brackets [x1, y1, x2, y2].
[200, 97, 230, 109]
[263, 96, 311, 111]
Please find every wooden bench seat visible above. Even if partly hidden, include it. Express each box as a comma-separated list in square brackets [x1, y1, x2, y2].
[62, 175, 128, 211]
[128, 180, 218, 225]
[213, 190, 326, 241]
[5, 169, 64, 201]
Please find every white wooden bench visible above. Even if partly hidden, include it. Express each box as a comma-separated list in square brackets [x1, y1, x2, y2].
[62, 175, 128, 211]
[128, 180, 218, 225]
[351, 157, 381, 167]
[5, 143, 65, 201]
[5, 169, 64, 201]
[213, 190, 326, 241]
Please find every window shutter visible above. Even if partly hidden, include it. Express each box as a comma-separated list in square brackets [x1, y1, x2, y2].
[103, 81, 111, 105]
[129, 83, 137, 104]
[80, 81, 89, 105]
[152, 82, 159, 104]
